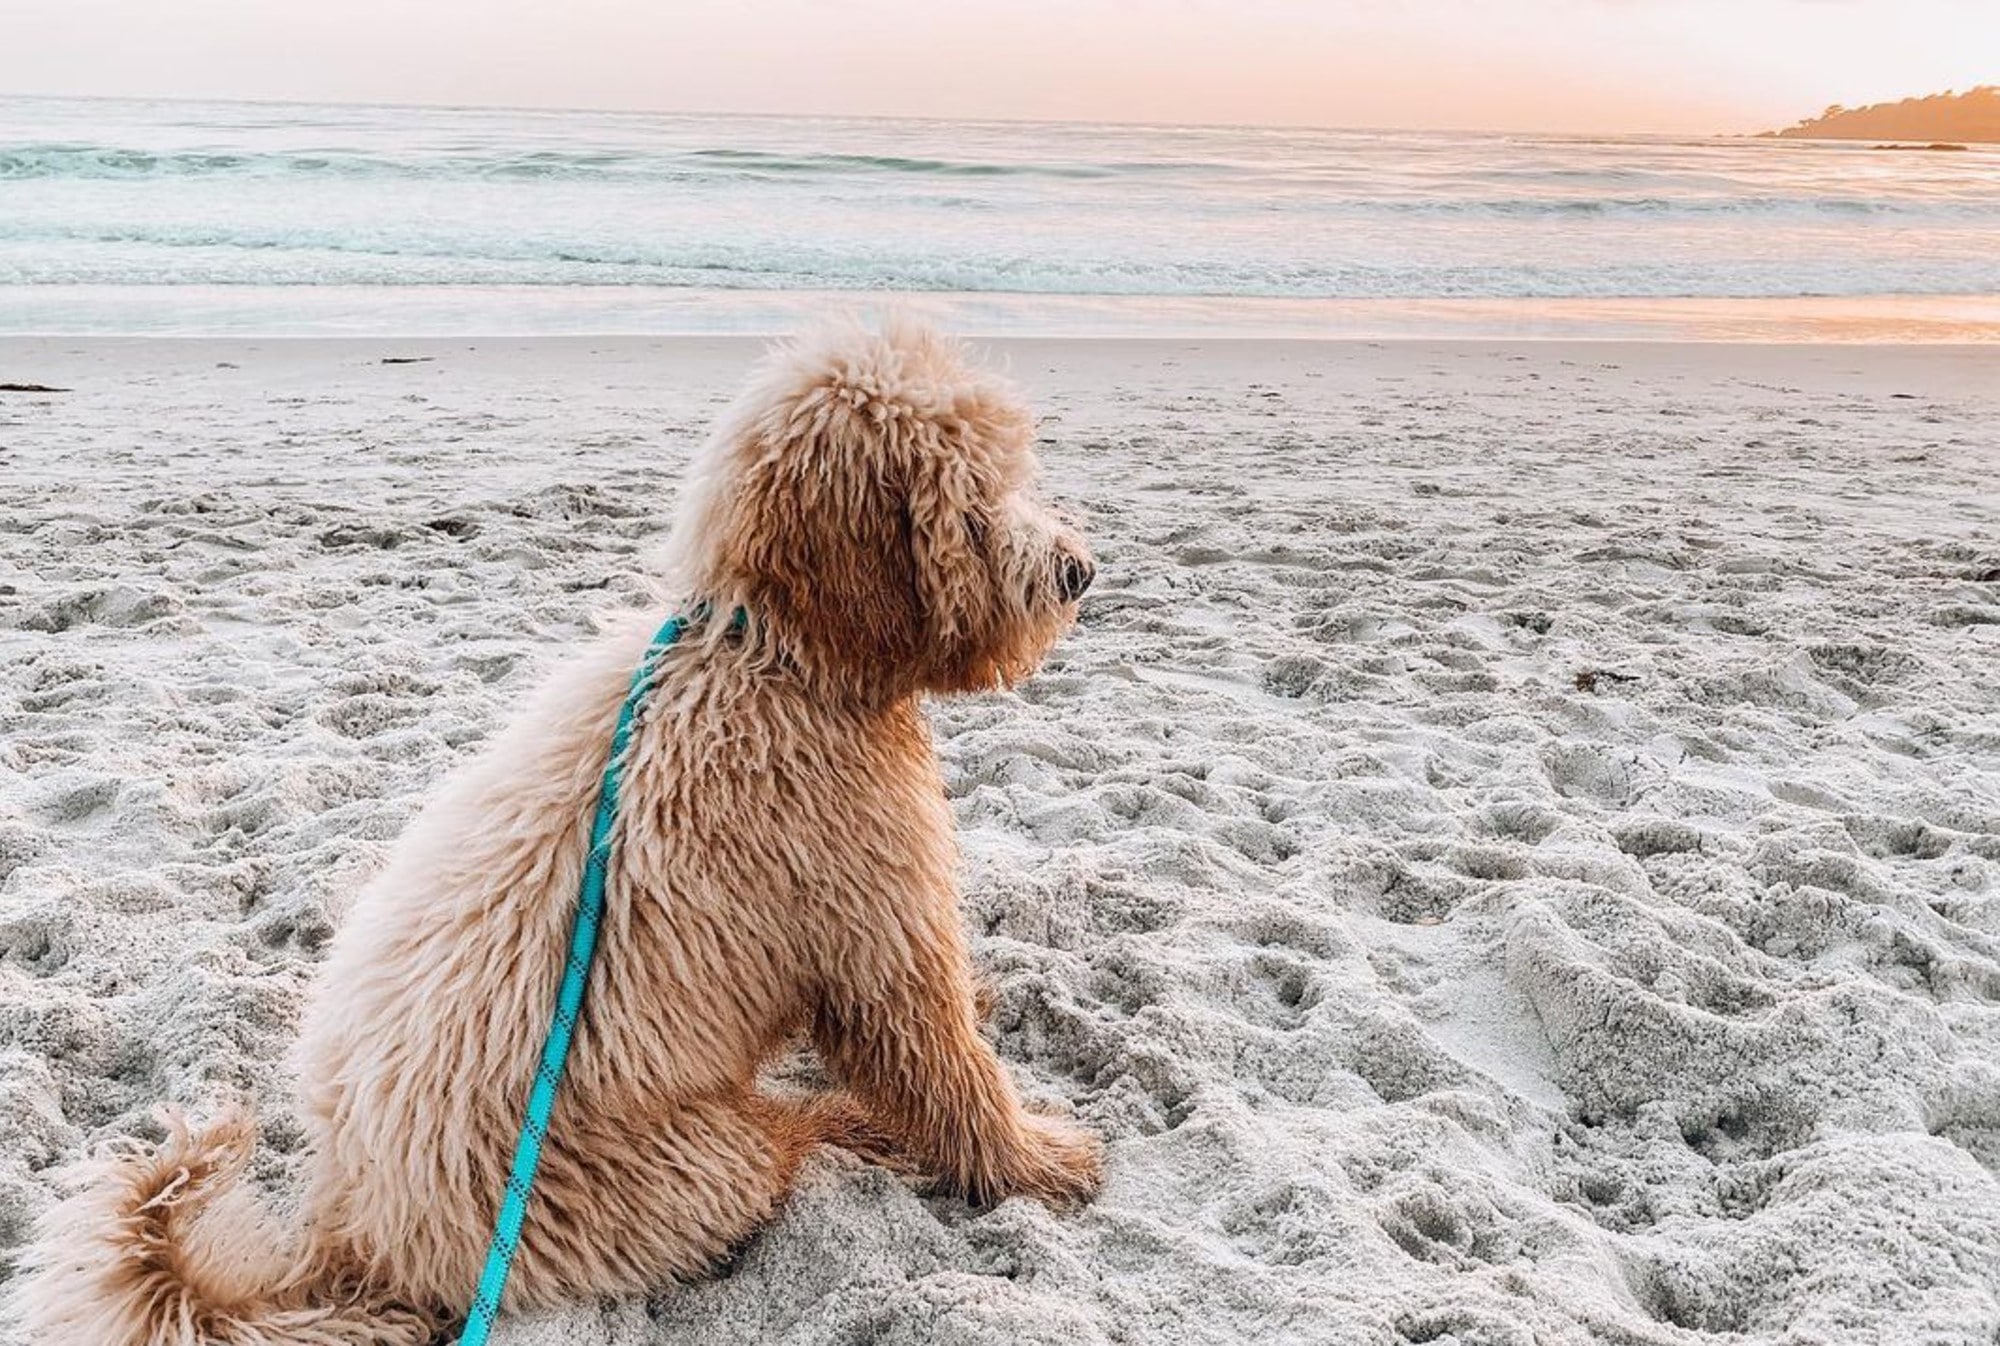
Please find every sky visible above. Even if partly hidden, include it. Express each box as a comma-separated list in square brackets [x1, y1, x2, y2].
[1, 0, 1994, 133]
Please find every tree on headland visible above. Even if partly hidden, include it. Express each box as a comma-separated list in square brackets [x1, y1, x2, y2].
[1761, 86, 2000, 144]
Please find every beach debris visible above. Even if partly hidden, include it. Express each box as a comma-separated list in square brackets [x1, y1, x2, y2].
[0, 382, 68, 393]
[380, 357, 436, 365]
[1574, 668, 1640, 692]
[424, 515, 482, 540]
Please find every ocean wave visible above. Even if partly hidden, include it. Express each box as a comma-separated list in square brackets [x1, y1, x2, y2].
[5, 143, 1990, 224]
[5, 222, 1998, 300]
[1366, 195, 1989, 218]
[0, 142, 1204, 184]
[683, 148, 1148, 178]
[0, 143, 666, 182]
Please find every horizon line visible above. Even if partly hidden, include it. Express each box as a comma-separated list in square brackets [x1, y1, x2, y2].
[0, 88, 1772, 141]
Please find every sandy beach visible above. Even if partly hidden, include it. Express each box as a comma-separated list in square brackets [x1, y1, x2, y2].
[2, 336, 1997, 1345]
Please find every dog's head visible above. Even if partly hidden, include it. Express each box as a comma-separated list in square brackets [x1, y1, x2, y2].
[665, 318, 1091, 705]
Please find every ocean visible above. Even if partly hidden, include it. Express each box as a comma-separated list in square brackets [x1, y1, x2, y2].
[4, 96, 1998, 338]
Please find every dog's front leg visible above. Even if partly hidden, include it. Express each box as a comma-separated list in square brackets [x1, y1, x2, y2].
[811, 910, 1101, 1208]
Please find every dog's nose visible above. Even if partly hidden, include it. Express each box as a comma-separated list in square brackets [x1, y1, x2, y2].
[1056, 554, 1095, 603]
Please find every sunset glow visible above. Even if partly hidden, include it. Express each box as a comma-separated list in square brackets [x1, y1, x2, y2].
[4, 0, 1996, 133]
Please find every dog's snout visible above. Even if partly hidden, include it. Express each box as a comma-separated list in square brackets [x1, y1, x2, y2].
[1056, 553, 1095, 603]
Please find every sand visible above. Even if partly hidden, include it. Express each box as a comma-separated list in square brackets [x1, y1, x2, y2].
[1, 336, 1997, 1345]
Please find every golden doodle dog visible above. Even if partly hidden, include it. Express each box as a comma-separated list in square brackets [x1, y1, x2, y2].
[19, 319, 1102, 1343]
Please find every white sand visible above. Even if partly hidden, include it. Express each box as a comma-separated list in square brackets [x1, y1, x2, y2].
[1, 337, 1997, 1345]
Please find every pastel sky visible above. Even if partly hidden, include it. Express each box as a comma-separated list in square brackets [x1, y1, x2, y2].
[4, 0, 1994, 132]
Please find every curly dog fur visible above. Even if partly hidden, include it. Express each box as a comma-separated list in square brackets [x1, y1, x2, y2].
[14, 319, 1101, 1343]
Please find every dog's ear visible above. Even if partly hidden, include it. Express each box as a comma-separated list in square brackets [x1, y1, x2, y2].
[904, 446, 1007, 691]
[718, 406, 928, 697]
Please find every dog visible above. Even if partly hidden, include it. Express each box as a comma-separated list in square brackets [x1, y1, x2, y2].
[17, 318, 1102, 1343]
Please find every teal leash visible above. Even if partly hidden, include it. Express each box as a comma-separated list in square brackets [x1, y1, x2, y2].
[456, 611, 692, 1345]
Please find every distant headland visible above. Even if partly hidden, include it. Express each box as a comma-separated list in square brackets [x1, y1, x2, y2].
[1762, 86, 1999, 144]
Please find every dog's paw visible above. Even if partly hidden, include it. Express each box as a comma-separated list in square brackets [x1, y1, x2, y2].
[998, 1111, 1103, 1208]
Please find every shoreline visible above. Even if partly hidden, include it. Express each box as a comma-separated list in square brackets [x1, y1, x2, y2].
[6, 290, 2000, 343]
[5, 336, 1998, 409]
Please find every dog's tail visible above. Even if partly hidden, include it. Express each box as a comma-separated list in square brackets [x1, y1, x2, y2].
[12, 1107, 440, 1346]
